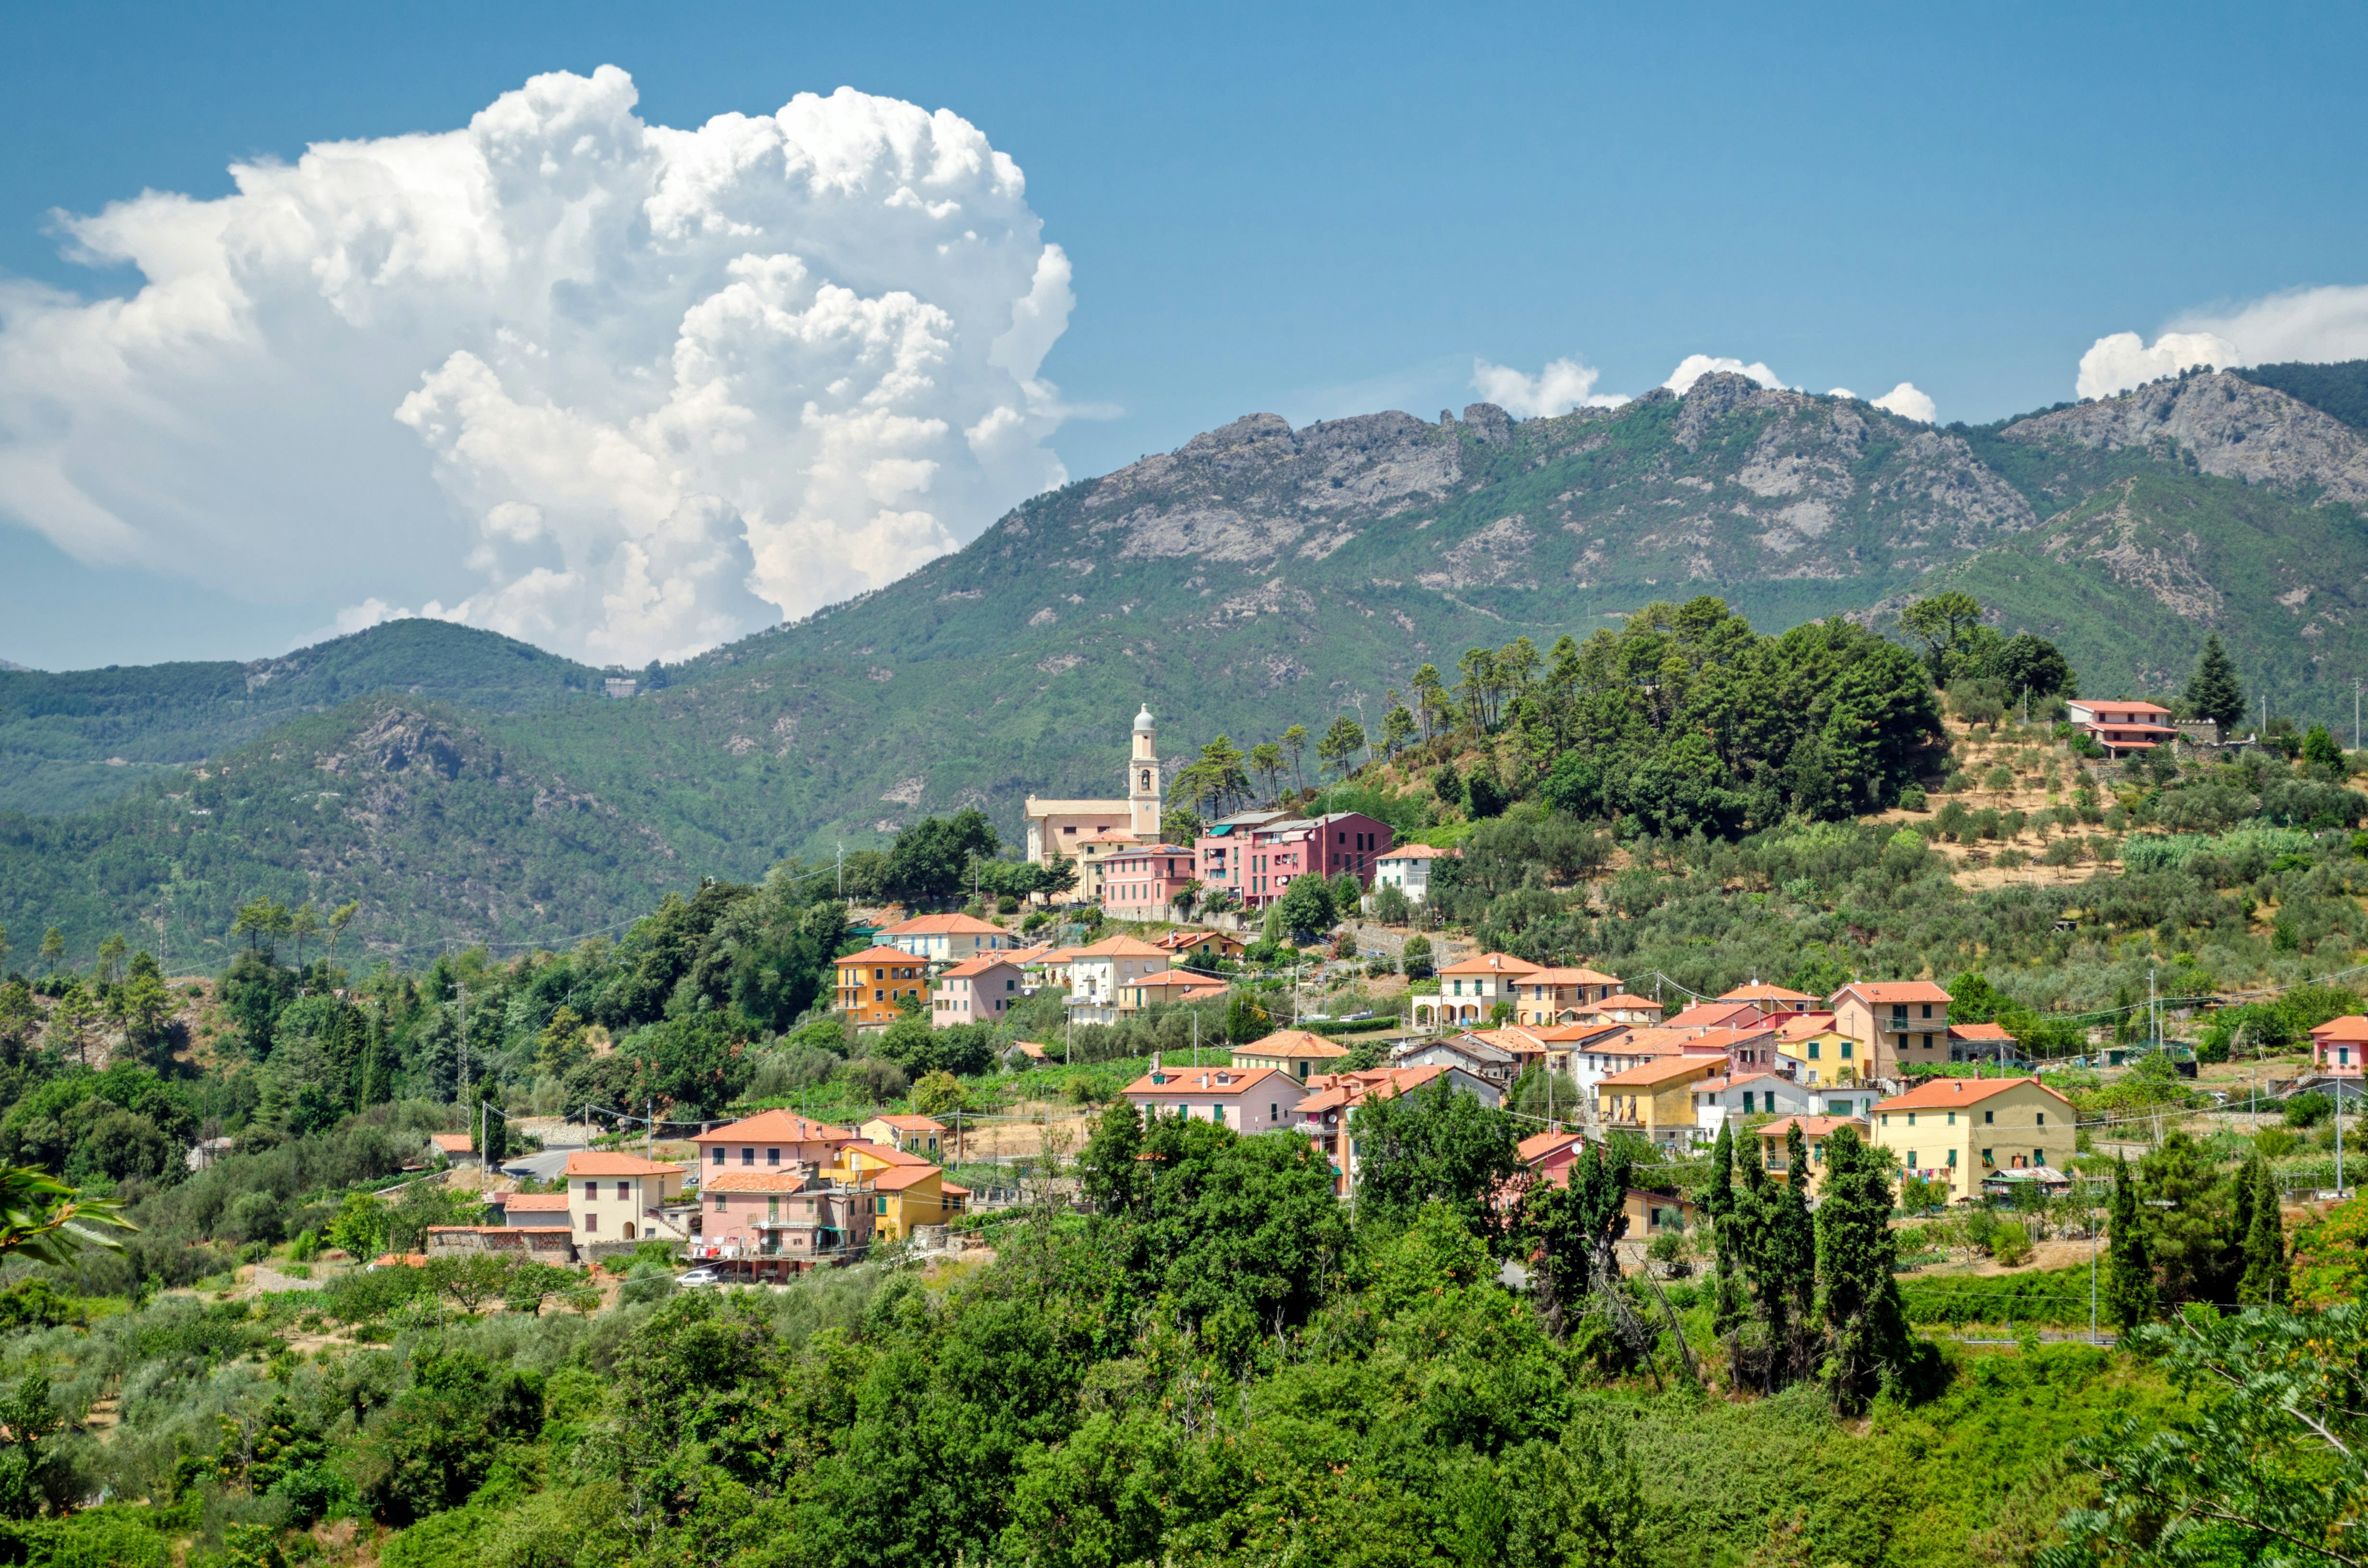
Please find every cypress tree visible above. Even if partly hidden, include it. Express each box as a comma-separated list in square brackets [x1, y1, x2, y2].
[2105, 1156, 2158, 1333]
[1775, 1122, 1819, 1380]
[1814, 1126, 1910, 1412]
[2184, 634, 2246, 731]
[479, 1081, 510, 1166]
[2237, 1154, 2287, 1306]
[358, 1010, 393, 1107]
[1704, 1123, 1746, 1339]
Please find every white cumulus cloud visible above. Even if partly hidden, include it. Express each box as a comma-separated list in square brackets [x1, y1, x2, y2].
[0, 66, 1076, 664]
[2074, 331, 2242, 401]
[2075, 282, 2368, 400]
[1468, 355, 1628, 417]
[1664, 354, 1785, 394]
[1869, 381, 1936, 423]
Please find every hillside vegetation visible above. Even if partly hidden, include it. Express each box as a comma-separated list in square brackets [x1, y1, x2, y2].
[8, 366, 2368, 953]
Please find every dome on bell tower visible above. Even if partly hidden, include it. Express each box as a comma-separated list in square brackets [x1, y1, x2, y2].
[1133, 705, 1156, 733]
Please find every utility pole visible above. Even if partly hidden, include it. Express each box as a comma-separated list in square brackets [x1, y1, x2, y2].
[456, 983, 469, 1099]
[837, 842, 845, 899]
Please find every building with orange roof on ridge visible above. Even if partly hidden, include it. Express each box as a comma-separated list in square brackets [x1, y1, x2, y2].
[1416, 951, 1541, 1030]
[1595, 1054, 1723, 1152]
[2310, 1014, 2368, 1077]
[1716, 982, 1820, 1016]
[1830, 980, 1954, 1082]
[1065, 934, 1174, 1024]
[835, 945, 931, 1028]
[932, 953, 1025, 1027]
[693, 1110, 862, 1179]
[562, 1150, 689, 1244]
[1510, 965, 1625, 1026]
[879, 911, 1014, 964]
[1286, 1063, 1501, 1194]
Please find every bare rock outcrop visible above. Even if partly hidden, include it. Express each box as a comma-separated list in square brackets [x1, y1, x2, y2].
[2003, 371, 2368, 507]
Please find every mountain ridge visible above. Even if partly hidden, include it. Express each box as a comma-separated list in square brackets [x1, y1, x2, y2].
[8, 363, 2368, 958]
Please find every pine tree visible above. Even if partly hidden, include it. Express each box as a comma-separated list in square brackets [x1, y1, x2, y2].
[357, 1011, 393, 1107]
[1814, 1127, 1911, 1412]
[2184, 634, 2246, 731]
[2105, 1156, 2158, 1332]
[2236, 1153, 2287, 1306]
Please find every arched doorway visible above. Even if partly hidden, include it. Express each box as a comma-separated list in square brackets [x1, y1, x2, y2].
[622, 1222, 637, 1240]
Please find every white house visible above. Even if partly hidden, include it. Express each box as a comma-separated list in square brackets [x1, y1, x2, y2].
[1373, 843, 1455, 906]
[879, 913, 1013, 965]
[1065, 934, 1171, 1025]
[1691, 1072, 1879, 1139]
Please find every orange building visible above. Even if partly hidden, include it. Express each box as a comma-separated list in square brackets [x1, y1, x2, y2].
[836, 945, 931, 1027]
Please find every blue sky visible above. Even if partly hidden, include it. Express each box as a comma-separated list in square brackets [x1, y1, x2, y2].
[2, 1, 2364, 668]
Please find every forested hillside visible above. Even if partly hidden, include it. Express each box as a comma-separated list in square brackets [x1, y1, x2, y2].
[7, 365, 2368, 955]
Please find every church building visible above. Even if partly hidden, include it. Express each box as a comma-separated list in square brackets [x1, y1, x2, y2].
[1023, 706, 1164, 902]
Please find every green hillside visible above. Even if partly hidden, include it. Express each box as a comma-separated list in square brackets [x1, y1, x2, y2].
[0, 619, 604, 816]
[8, 367, 2368, 958]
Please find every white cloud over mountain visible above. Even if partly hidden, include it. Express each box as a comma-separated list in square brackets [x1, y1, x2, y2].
[1663, 355, 1785, 394]
[0, 66, 1074, 664]
[1468, 355, 1628, 417]
[2075, 283, 2368, 400]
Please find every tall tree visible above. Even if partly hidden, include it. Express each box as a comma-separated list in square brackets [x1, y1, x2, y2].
[2235, 1153, 2287, 1307]
[1702, 1121, 1746, 1341]
[1350, 1076, 1525, 1252]
[1281, 724, 1309, 795]
[1248, 742, 1284, 805]
[1814, 1126, 1911, 1412]
[2106, 1156, 2158, 1333]
[1899, 591, 1986, 686]
[1316, 716, 1367, 781]
[37, 929, 62, 974]
[2184, 633, 2246, 731]
[1410, 665, 1447, 741]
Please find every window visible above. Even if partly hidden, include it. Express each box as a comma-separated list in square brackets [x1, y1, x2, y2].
[714, 1193, 728, 1212]
[1907, 1150, 1918, 1168]
[742, 1147, 755, 1166]
[2035, 1112, 2046, 1127]
[1923, 1033, 1933, 1050]
[1984, 1110, 1994, 1124]
[1946, 1111, 1955, 1125]
[875, 1196, 888, 1215]
[583, 1212, 596, 1231]
[1841, 1042, 1853, 1060]
[1808, 1041, 1820, 1060]
[767, 1196, 779, 1221]
[582, 1181, 597, 1199]
[711, 1146, 725, 1165]
[1947, 1149, 1958, 1167]
[1741, 1090, 1755, 1114]
[767, 1148, 781, 1166]
[1981, 1148, 1993, 1165]
[1921, 1004, 1933, 1019]
[1907, 1112, 1916, 1126]
[616, 1180, 631, 1201]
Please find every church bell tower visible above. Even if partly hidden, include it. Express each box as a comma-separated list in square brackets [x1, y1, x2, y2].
[1128, 705, 1161, 840]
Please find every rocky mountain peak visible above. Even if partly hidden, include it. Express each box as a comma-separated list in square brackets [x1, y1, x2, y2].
[2003, 370, 2368, 507]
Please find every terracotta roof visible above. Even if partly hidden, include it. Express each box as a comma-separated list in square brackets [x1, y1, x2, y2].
[1520, 967, 1622, 987]
[1775, 1012, 1841, 1041]
[694, 1110, 859, 1145]
[1037, 947, 1087, 965]
[1602, 1027, 1700, 1056]
[1121, 970, 1205, 989]
[881, 913, 1007, 936]
[1589, 993, 1663, 1011]
[1377, 843, 1455, 859]
[1874, 1076, 2071, 1113]
[428, 1133, 474, 1154]
[500, 1192, 571, 1211]
[841, 1142, 934, 1168]
[1078, 935, 1172, 958]
[1438, 951, 1542, 976]
[1517, 1129, 1586, 1164]
[1008, 1041, 1051, 1058]
[1836, 980, 1953, 1004]
[426, 1225, 571, 1235]
[1718, 983, 1816, 1003]
[1003, 943, 1054, 962]
[838, 945, 921, 966]
[1294, 1064, 1454, 1113]
[942, 1181, 971, 1197]
[1598, 1054, 1723, 1088]
[866, 1114, 946, 1132]
[941, 954, 1023, 978]
[1698, 1071, 1787, 1093]
[565, 1152, 686, 1176]
[1751, 1115, 1859, 1139]
[1948, 1021, 2017, 1042]
[1532, 1022, 1631, 1044]
[1667, 1001, 1767, 1030]
[1677, 1025, 1780, 1052]
[703, 1171, 826, 1193]
[2312, 1015, 2368, 1042]
[1106, 843, 1196, 858]
[1121, 1064, 1295, 1098]
[865, 1164, 949, 1191]
[2074, 699, 2173, 716]
[1236, 1029, 1350, 1059]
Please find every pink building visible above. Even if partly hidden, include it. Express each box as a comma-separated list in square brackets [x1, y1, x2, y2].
[932, 956, 1024, 1027]
[1118, 1062, 1306, 1133]
[2311, 1015, 2368, 1077]
[691, 1170, 876, 1270]
[692, 1109, 862, 1176]
[1194, 809, 1394, 909]
[1100, 843, 1200, 920]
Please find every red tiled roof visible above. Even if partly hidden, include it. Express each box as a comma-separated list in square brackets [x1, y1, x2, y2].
[1948, 1021, 2016, 1042]
[428, 1133, 474, 1153]
[1438, 951, 1542, 976]
[866, 1115, 946, 1132]
[1719, 983, 1816, 1003]
[695, 1110, 859, 1146]
[1237, 1029, 1350, 1059]
[564, 1152, 686, 1176]
[1588, 993, 1663, 1011]
[1667, 1001, 1766, 1030]
[838, 945, 920, 967]
[941, 954, 1023, 978]
[842, 1142, 934, 1168]
[1517, 1129, 1586, 1164]
[703, 1171, 826, 1193]
[500, 1192, 571, 1211]
[1077, 935, 1171, 958]
[1776, 1011, 1840, 1040]
[881, 913, 1007, 935]
[1599, 1054, 1723, 1088]
[866, 1164, 948, 1191]
[2311, 1015, 2368, 1042]
[1836, 981, 1953, 1004]
[1751, 1115, 1859, 1139]
[1121, 1064, 1295, 1099]
[1377, 843, 1455, 859]
[1874, 1076, 2071, 1113]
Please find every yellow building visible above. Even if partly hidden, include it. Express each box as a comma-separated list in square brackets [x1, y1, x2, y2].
[1871, 1076, 2076, 1201]
[836, 945, 929, 1028]
[831, 1142, 968, 1242]
[1775, 1027, 1864, 1087]
[860, 1115, 946, 1157]
[1231, 1027, 1352, 1083]
[1595, 1054, 1723, 1153]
